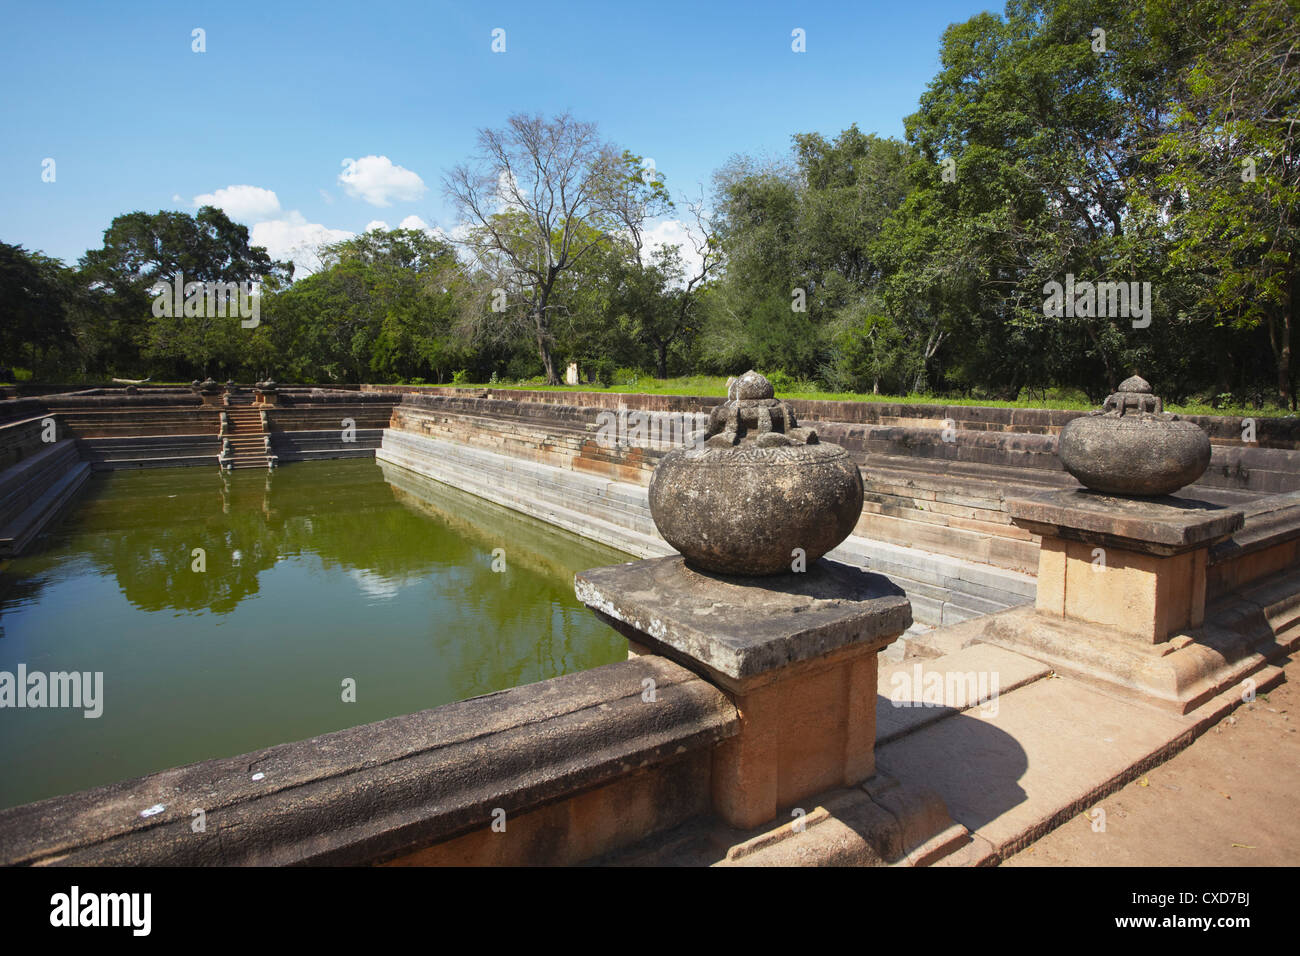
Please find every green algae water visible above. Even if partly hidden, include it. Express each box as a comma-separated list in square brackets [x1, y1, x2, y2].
[0, 458, 629, 809]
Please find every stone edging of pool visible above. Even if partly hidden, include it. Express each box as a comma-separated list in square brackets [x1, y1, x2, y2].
[0, 656, 737, 866]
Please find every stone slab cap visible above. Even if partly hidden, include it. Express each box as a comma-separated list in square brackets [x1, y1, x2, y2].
[1007, 489, 1243, 556]
[575, 555, 911, 683]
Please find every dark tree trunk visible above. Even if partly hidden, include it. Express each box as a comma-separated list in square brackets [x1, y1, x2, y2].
[532, 307, 559, 385]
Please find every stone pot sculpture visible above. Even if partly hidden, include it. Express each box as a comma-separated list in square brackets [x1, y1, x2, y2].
[1058, 374, 1211, 497]
[648, 371, 863, 575]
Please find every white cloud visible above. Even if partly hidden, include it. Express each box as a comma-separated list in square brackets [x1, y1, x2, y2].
[362, 215, 450, 241]
[348, 568, 403, 601]
[641, 218, 707, 286]
[193, 184, 282, 222]
[251, 211, 353, 276]
[338, 155, 427, 207]
[495, 169, 521, 212]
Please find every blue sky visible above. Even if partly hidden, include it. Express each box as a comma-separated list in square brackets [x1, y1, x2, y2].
[1, 0, 997, 273]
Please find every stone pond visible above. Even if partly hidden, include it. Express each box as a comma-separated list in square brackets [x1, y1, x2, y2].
[1, 381, 1297, 866]
[0, 457, 628, 809]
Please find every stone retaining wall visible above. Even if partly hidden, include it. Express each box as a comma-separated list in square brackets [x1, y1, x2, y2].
[383, 391, 1294, 576]
[377, 422, 1038, 626]
[366, 384, 1300, 448]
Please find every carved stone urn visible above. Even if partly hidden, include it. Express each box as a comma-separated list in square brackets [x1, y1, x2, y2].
[1058, 374, 1211, 497]
[648, 371, 864, 575]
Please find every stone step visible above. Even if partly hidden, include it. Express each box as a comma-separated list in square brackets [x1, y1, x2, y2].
[0, 440, 81, 528]
[89, 455, 216, 471]
[377, 443, 670, 560]
[381, 429, 1037, 626]
[275, 448, 377, 462]
[876, 645, 1053, 745]
[0, 459, 91, 555]
[408, 451, 661, 540]
[875, 653, 1264, 864]
[830, 537, 1036, 603]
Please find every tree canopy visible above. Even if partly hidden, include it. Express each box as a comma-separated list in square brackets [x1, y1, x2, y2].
[4, 1, 1296, 407]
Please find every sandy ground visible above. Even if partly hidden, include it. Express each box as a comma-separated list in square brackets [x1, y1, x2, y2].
[1004, 656, 1300, 866]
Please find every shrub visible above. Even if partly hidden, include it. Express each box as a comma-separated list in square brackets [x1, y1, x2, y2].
[762, 370, 797, 393]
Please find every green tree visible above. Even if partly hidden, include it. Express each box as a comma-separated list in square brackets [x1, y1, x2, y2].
[1145, 0, 1300, 405]
[263, 228, 468, 383]
[78, 206, 289, 379]
[0, 243, 73, 378]
[446, 113, 627, 383]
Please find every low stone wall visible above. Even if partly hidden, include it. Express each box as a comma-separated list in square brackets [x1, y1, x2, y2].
[389, 394, 673, 485]
[1207, 491, 1300, 599]
[0, 656, 737, 867]
[0, 415, 54, 469]
[366, 384, 1300, 448]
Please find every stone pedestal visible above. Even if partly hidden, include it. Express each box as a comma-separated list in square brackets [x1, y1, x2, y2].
[1009, 490, 1242, 642]
[576, 556, 911, 829]
[254, 388, 279, 406]
[976, 489, 1273, 714]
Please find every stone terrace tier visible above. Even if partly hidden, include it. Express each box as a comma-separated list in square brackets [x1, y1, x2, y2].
[379, 388, 1291, 575]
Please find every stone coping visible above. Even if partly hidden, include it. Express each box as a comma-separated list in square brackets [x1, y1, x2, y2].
[0, 656, 737, 867]
[575, 556, 911, 683]
[1007, 489, 1244, 555]
[1208, 490, 1300, 563]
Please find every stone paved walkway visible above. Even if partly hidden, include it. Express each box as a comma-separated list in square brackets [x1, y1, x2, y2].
[1004, 656, 1300, 867]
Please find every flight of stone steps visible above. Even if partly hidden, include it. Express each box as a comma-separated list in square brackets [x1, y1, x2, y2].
[219, 395, 275, 470]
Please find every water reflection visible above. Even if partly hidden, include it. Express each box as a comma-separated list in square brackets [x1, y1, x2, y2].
[0, 458, 628, 808]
